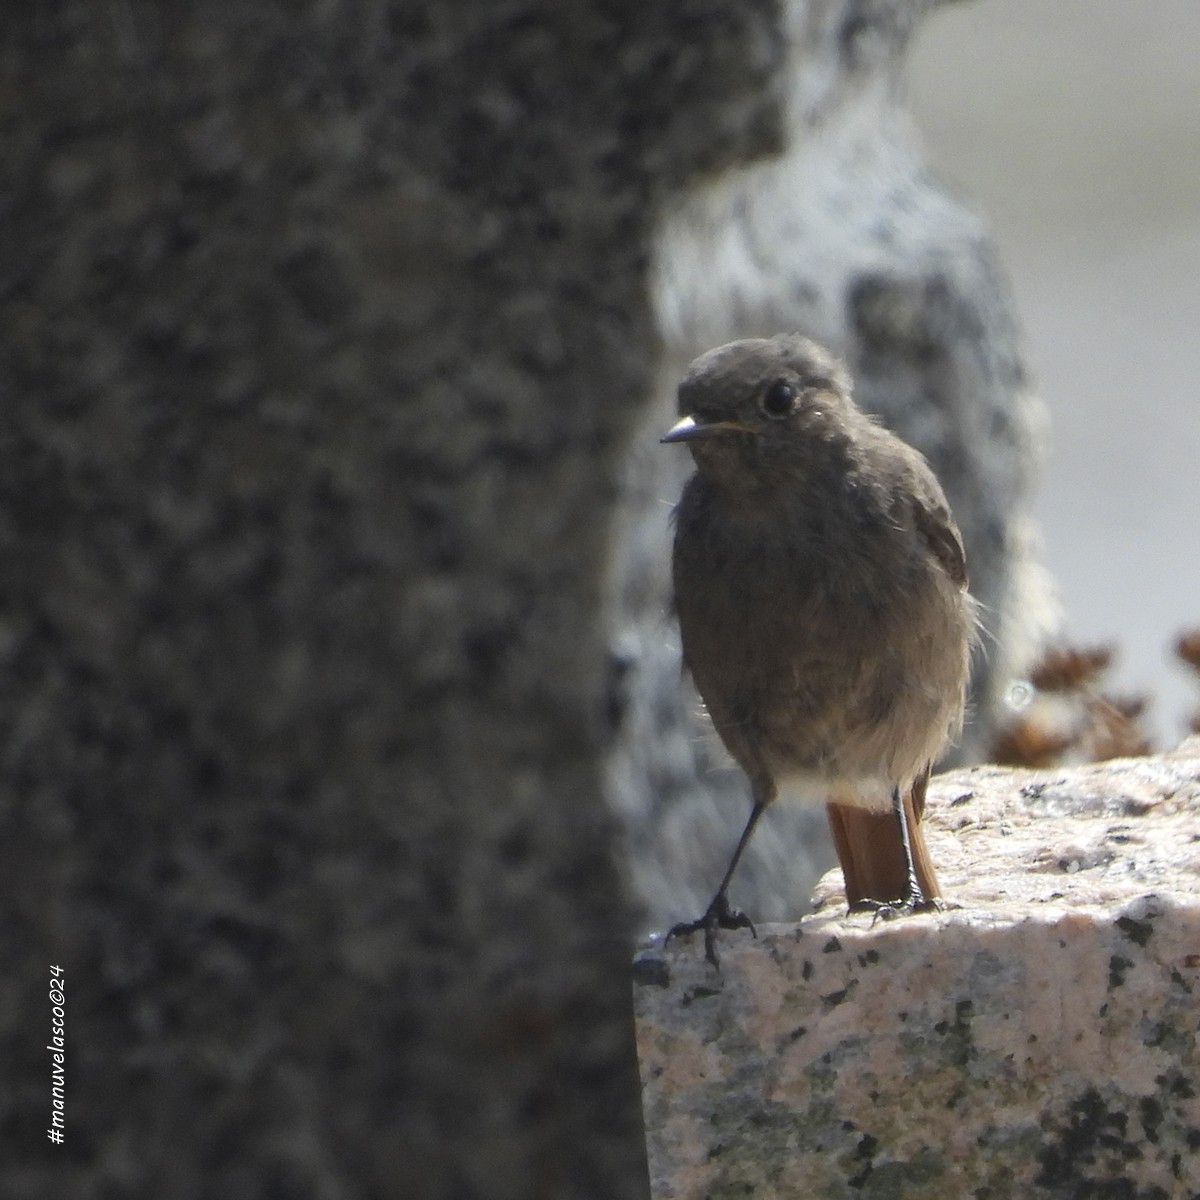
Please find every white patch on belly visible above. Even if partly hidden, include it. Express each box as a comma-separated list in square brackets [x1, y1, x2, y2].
[773, 771, 895, 813]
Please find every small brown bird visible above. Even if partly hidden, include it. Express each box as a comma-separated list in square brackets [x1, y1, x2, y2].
[662, 334, 975, 965]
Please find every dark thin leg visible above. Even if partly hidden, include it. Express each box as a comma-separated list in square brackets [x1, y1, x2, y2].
[666, 799, 766, 968]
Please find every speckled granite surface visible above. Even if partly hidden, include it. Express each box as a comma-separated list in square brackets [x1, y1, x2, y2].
[636, 741, 1200, 1198]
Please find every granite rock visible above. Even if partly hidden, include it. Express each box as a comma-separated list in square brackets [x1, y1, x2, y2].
[636, 740, 1200, 1199]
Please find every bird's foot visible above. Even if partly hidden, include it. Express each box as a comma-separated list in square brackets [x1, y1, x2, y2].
[851, 893, 942, 924]
[665, 892, 757, 969]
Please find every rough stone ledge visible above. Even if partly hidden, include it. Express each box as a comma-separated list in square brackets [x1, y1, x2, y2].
[634, 739, 1200, 1199]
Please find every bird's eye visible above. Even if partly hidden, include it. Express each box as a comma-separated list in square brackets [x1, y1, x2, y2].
[759, 380, 795, 419]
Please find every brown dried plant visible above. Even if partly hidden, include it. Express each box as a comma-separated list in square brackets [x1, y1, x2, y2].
[989, 641, 1153, 768]
[1175, 629, 1200, 734]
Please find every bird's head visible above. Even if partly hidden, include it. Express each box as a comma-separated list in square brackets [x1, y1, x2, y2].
[661, 335, 855, 484]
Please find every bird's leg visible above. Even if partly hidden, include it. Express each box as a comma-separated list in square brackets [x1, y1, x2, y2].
[666, 797, 766, 968]
[856, 783, 941, 921]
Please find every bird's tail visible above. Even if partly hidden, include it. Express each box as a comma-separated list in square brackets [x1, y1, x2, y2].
[825, 768, 940, 906]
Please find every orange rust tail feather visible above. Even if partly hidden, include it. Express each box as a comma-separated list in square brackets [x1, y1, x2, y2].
[825, 769, 940, 907]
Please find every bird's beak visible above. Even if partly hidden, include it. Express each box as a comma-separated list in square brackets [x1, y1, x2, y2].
[660, 415, 756, 443]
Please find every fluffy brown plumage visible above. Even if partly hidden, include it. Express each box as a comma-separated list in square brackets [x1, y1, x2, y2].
[662, 334, 975, 965]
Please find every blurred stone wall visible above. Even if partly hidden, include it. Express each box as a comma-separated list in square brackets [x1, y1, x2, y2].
[0, 4, 786, 1197]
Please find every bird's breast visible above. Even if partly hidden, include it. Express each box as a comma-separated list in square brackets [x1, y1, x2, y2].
[671, 477, 969, 784]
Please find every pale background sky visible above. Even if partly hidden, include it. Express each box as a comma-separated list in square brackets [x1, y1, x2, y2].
[908, 0, 1200, 745]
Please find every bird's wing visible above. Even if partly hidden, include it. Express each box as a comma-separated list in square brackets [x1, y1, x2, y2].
[910, 483, 968, 589]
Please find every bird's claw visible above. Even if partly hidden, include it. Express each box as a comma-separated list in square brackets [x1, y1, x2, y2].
[666, 893, 757, 968]
[851, 894, 942, 925]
